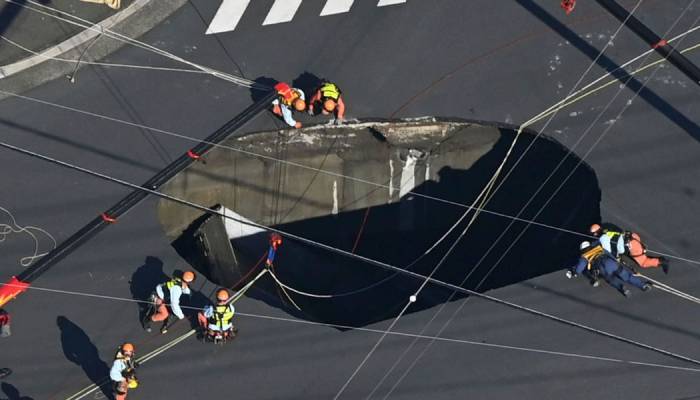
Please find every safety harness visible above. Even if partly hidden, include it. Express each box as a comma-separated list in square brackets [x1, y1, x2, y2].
[208, 304, 235, 331]
[581, 244, 605, 272]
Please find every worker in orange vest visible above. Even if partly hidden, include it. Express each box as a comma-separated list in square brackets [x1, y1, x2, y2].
[590, 223, 669, 273]
[272, 82, 306, 128]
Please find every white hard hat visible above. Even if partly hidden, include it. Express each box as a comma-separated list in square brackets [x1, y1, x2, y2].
[580, 241, 591, 250]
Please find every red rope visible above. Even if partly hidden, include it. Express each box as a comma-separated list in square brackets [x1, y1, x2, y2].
[351, 207, 372, 254]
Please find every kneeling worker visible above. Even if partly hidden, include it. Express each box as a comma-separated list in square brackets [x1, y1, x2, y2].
[145, 270, 195, 334]
[198, 288, 236, 341]
[110, 343, 138, 400]
[309, 81, 345, 121]
[272, 82, 306, 128]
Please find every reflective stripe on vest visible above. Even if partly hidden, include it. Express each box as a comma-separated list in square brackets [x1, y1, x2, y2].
[209, 304, 234, 328]
[160, 278, 181, 300]
[581, 245, 604, 270]
[320, 83, 340, 101]
[274, 82, 300, 106]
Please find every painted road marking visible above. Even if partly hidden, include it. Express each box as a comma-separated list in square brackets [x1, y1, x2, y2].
[378, 0, 406, 6]
[320, 0, 355, 16]
[206, 0, 250, 35]
[206, 0, 408, 35]
[262, 0, 303, 26]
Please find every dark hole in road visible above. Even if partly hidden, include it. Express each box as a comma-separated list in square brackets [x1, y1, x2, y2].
[161, 119, 601, 328]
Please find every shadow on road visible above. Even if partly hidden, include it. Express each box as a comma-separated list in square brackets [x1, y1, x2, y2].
[515, 0, 700, 143]
[1, 382, 33, 400]
[56, 316, 110, 399]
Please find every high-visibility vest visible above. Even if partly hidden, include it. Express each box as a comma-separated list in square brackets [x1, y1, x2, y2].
[209, 304, 235, 328]
[158, 278, 181, 301]
[581, 245, 604, 270]
[114, 350, 136, 377]
[320, 82, 341, 101]
[274, 82, 301, 106]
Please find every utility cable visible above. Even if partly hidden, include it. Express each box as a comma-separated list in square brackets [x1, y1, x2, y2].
[378, 7, 700, 398]
[2, 140, 699, 371]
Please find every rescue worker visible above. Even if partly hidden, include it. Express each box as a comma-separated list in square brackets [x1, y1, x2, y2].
[110, 343, 138, 400]
[145, 270, 195, 334]
[272, 82, 306, 128]
[197, 288, 237, 341]
[568, 241, 652, 297]
[308, 81, 346, 121]
[266, 233, 283, 267]
[590, 223, 669, 273]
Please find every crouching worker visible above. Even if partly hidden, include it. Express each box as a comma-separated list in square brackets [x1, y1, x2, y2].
[272, 82, 306, 128]
[590, 223, 669, 273]
[197, 288, 237, 343]
[567, 241, 652, 297]
[145, 270, 195, 334]
[308, 80, 345, 122]
[110, 343, 138, 400]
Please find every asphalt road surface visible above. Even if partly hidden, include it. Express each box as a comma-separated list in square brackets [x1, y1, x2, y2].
[1, 0, 700, 399]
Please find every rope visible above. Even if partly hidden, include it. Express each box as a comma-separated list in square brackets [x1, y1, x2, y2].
[4, 140, 700, 371]
[2, 65, 700, 266]
[0, 34, 209, 74]
[376, 8, 700, 397]
[63, 268, 269, 400]
[2, 0, 265, 90]
[638, 273, 700, 305]
[0, 205, 56, 266]
[0, 279, 691, 397]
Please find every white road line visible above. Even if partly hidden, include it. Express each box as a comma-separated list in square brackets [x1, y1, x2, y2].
[262, 0, 303, 25]
[206, 0, 250, 35]
[320, 0, 354, 16]
[377, 0, 406, 6]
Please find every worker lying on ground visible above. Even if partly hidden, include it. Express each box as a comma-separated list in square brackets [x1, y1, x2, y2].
[272, 82, 306, 128]
[145, 270, 195, 334]
[590, 223, 669, 273]
[110, 343, 138, 400]
[197, 288, 237, 343]
[567, 241, 652, 297]
[308, 80, 345, 122]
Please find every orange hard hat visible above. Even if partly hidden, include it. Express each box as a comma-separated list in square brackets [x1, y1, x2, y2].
[122, 343, 134, 353]
[589, 224, 602, 235]
[293, 98, 306, 112]
[216, 289, 230, 302]
[323, 99, 337, 112]
[270, 233, 282, 245]
[182, 271, 195, 283]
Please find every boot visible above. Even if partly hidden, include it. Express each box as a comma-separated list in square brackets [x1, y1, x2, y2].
[642, 283, 652, 292]
[659, 257, 670, 274]
[143, 318, 152, 333]
[620, 287, 631, 297]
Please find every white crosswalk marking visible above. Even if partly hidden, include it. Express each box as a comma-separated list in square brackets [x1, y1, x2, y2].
[262, 0, 303, 26]
[206, 0, 250, 35]
[377, 0, 406, 6]
[320, 0, 355, 16]
[205, 0, 408, 35]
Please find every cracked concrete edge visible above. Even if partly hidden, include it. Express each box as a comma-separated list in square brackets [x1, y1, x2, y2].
[0, 0, 188, 100]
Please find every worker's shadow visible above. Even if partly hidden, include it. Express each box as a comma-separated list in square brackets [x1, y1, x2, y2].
[0, 382, 33, 400]
[250, 76, 278, 103]
[129, 256, 168, 327]
[292, 71, 322, 100]
[56, 316, 110, 399]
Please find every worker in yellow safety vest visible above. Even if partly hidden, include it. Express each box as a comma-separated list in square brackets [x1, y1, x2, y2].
[309, 81, 346, 121]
